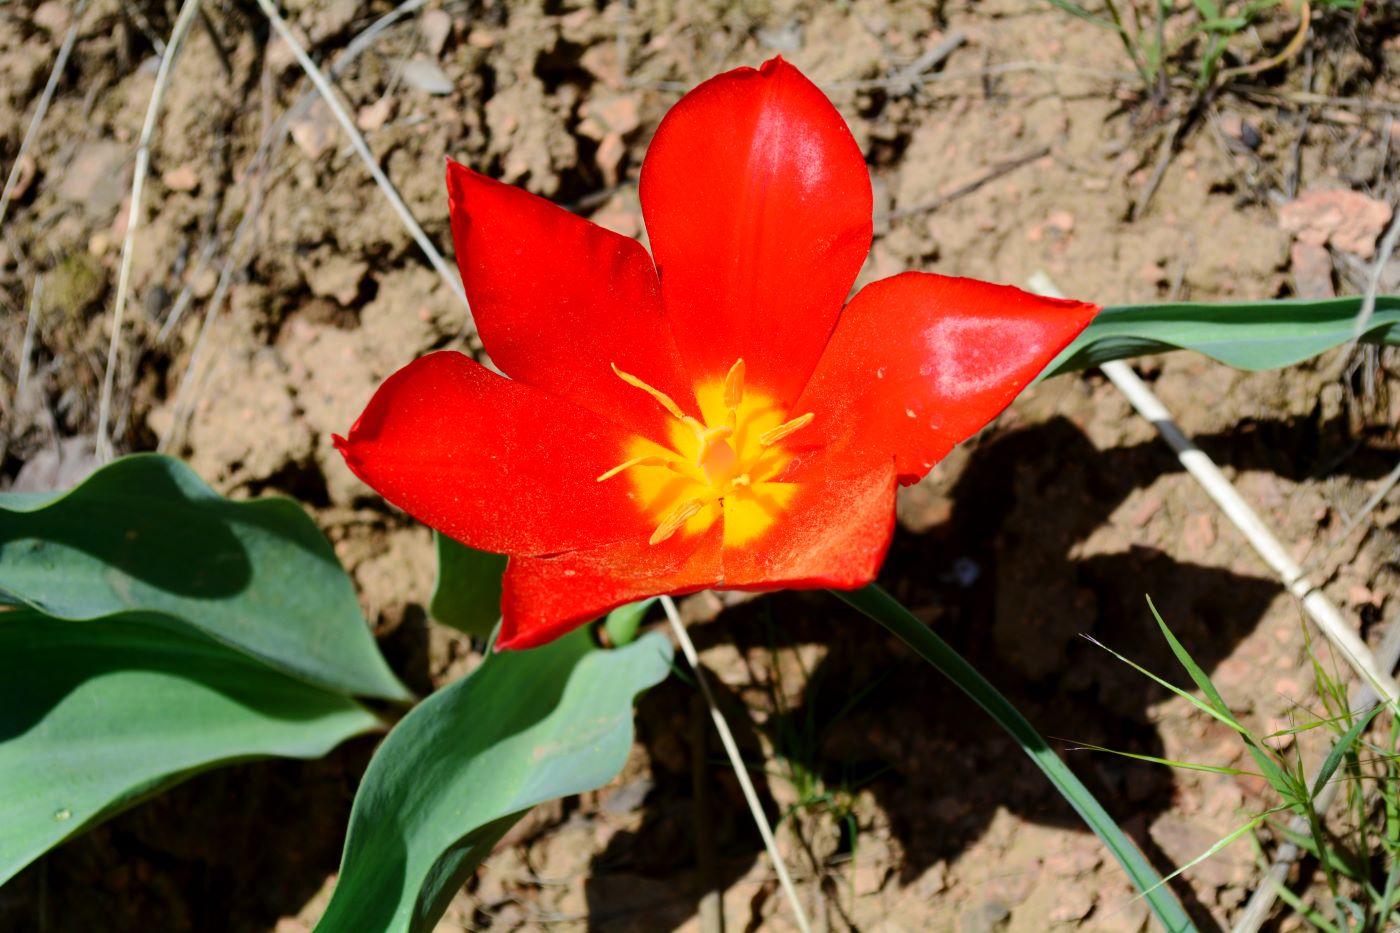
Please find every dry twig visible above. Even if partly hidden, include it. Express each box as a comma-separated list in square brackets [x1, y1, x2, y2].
[0, 0, 89, 231]
[660, 596, 813, 933]
[95, 0, 204, 461]
[251, 0, 471, 320]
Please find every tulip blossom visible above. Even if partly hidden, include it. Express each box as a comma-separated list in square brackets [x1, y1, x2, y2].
[335, 57, 1098, 650]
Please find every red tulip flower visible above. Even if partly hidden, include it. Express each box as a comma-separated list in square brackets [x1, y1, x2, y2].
[335, 58, 1097, 650]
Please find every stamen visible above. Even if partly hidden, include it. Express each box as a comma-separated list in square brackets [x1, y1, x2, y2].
[612, 363, 688, 422]
[731, 473, 751, 487]
[596, 455, 667, 482]
[649, 497, 706, 545]
[759, 412, 814, 447]
[723, 359, 746, 409]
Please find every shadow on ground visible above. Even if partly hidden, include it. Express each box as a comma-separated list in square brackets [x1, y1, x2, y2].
[582, 413, 1397, 932]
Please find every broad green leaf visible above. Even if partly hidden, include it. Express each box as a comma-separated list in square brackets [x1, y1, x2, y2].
[0, 454, 409, 701]
[836, 585, 1197, 933]
[314, 628, 673, 933]
[0, 611, 381, 886]
[428, 531, 506, 639]
[1041, 295, 1400, 378]
[604, 598, 656, 647]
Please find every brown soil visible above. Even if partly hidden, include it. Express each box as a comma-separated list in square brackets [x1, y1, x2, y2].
[2, 1, 1398, 931]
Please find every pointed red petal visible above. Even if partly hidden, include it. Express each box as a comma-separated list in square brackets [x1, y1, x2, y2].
[794, 273, 1099, 484]
[447, 161, 694, 441]
[640, 57, 872, 405]
[499, 525, 724, 650]
[720, 462, 896, 590]
[335, 351, 660, 557]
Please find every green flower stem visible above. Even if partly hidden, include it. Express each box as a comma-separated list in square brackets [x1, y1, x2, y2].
[835, 584, 1197, 933]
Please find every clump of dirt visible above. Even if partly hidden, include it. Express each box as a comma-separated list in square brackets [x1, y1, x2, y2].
[2, 0, 1397, 930]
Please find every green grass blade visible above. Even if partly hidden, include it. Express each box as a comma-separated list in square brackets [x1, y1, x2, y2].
[1147, 599, 1299, 802]
[1045, 0, 1114, 28]
[1312, 704, 1386, 797]
[1083, 633, 1248, 734]
[1149, 597, 1229, 711]
[1040, 295, 1400, 378]
[1147, 808, 1288, 896]
[1060, 739, 1255, 776]
[835, 585, 1197, 932]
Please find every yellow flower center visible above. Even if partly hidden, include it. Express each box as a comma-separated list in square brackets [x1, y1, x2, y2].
[597, 359, 814, 548]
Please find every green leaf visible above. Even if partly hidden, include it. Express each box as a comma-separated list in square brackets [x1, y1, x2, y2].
[604, 598, 656, 647]
[0, 454, 409, 701]
[314, 628, 673, 933]
[428, 531, 506, 639]
[0, 610, 381, 886]
[1312, 704, 1385, 798]
[836, 585, 1197, 933]
[1041, 295, 1400, 378]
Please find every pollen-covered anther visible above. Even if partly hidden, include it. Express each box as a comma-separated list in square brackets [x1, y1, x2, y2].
[596, 455, 667, 482]
[649, 497, 707, 545]
[759, 412, 814, 447]
[611, 363, 688, 422]
[723, 358, 746, 409]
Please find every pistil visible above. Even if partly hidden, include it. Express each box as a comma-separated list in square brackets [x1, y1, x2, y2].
[599, 359, 815, 546]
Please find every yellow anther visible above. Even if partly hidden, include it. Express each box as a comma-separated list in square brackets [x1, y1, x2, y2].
[597, 455, 667, 482]
[723, 359, 746, 410]
[759, 412, 814, 447]
[611, 363, 688, 422]
[649, 497, 707, 545]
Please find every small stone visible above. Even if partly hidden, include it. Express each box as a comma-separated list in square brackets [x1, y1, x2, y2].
[161, 163, 199, 192]
[288, 99, 338, 160]
[1047, 885, 1095, 923]
[1290, 240, 1334, 299]
[400, 58, 454, 96]
[1047, 209, 1075, 234]
[33, 1, 70, 33]
[356, 96, 397, 132]
[1279, 189, 1392, 258]
[419, 9, 452, 57]
[960, 901, 1010, 933]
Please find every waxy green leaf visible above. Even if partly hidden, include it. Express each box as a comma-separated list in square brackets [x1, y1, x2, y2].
[428, 531, 506, 640]
[1042, 295, 1400, 377]
[0, 611, 381, 886]
[0, 454, 409, 701]
[314, 628, 673, 933]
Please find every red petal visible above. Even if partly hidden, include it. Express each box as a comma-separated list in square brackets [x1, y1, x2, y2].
[794, 273, 1099, 484]
[498, 463, 897, 650]
[335, 351, 660, 557]
[721, 462, 896, 590]
[447, 161, 693, 441]
[640, 57, 872, 406]
[500, 525, 724, 650]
